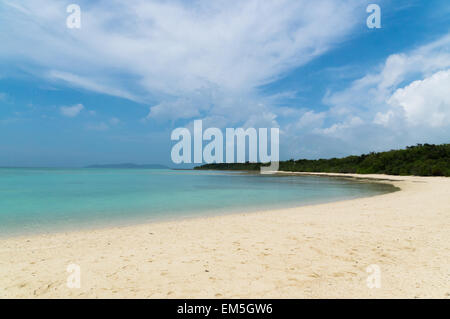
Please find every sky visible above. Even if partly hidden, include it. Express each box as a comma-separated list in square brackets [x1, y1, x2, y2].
[0, 0, 449, 167]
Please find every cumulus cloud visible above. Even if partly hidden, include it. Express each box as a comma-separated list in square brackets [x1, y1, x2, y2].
[373, 110, 395, 127]
[324, 34, 450, 116]
[305, 34, 450, 154]
[266, 33, 450, 159]
[320, 116, 364, 136]
[60, 104, 84, 117]
[387, 69, 450, 128]
[297, 111, 326, 130]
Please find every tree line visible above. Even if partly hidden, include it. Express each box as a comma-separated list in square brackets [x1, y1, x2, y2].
[195, 144, 450, 176]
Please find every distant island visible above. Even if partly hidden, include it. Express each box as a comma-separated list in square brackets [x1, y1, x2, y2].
[195, 144, 450, 177]
[86, 163, 169, 169]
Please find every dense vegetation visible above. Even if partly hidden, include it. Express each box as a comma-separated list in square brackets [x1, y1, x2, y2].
[195, 144, 450, 176]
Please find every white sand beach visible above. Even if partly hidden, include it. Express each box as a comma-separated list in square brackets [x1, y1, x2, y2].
[0, 173, 449, 299]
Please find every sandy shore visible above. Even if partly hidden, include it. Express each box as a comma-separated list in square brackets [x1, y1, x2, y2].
[0, 173, 449, 299]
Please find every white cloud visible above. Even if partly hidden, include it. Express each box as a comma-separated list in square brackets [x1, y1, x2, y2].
[320, 116, 364, 136]
[48, 71, 140, 102]
[0, 0, 366, 121]
[145, 96, 209, 121]
[373, 110, 395, 127]
[324, 34, 450, 117]
[276, 33, 450, 158]
[297, 111, 326, 130]
[60, 104, 84, 117]
[387, 69, 450, 128]
[316, 34, 450, 148]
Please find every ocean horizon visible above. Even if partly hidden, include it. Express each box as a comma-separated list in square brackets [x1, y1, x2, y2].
[0, 168, 396, 237]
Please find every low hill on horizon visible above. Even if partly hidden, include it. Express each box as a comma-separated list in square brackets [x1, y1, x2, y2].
[195, 143, 450, 177]
[86, 163, 169, 169]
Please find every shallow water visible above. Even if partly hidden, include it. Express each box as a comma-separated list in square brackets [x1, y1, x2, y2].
[0, 168, 396, 236]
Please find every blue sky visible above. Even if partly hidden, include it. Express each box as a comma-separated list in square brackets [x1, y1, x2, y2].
[0, 0, 449, 167]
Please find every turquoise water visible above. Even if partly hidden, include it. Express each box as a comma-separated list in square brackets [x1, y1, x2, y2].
[0, 168, 395, 236]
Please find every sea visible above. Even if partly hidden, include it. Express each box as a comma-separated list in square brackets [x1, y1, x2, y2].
[0, 168, 396, 236]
